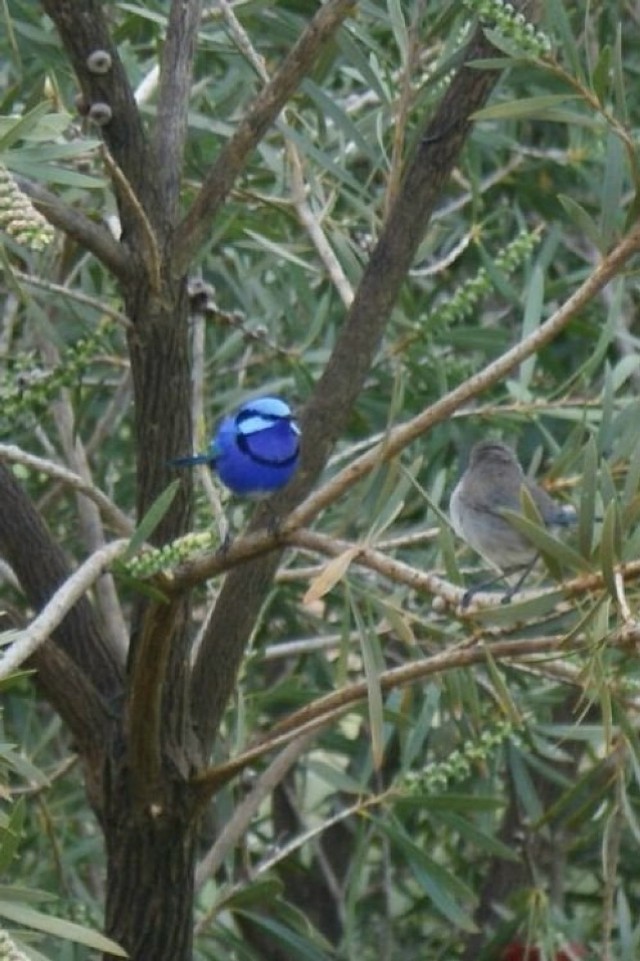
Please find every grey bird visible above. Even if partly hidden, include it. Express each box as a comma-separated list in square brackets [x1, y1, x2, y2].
[449, 440, 576, 606]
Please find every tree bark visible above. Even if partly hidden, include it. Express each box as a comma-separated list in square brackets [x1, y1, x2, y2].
[103, 768, 198, 961]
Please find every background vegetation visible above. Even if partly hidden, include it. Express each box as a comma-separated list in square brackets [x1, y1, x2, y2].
[1, 0, 640, 959]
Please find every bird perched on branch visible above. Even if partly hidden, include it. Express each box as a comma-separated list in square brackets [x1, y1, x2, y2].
[171, 396, 301, 496]
[449, 440, 576, 606]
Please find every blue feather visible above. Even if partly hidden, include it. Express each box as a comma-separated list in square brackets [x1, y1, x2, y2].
[170, 395, 300, 496]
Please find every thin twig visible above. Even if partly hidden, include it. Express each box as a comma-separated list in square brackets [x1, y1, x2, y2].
[101, 146, 162, 292]
[0, 539, 129, 680]
[188, 284, 228, 541]
[287, 143, 354, 307]
[0, 445, 132, 537]
[152, 0, 203, 220]
[218, 0, 354, 305]
[194, 730, 316, 889]
[174, 0, 356, 272]
[11, 270, 131, 327]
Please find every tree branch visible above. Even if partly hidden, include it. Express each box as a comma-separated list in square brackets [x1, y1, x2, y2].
[173, 0, 355, 273]
[189, 18, 508, 751]
[169, 199, 640, 603]
[0, 464, 125, 699]
[152, 0, 203, 223]
[0, 444, 133, 537]
[194, 731, 316, 887]
[16, 177, 130, 279]
[190, 635, 590, 797]
[40, 0, 152, 223]
[0, 539, 129, 680]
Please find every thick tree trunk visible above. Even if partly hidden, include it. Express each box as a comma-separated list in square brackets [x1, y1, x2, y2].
[103, 771, 198, 961]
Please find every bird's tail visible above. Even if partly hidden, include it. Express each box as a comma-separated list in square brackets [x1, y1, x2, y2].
[169, 453, 214, 469]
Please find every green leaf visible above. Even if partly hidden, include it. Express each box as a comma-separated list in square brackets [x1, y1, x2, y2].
[400, 683, 440, 773]
[0, 102, 53, 152]
[507, 743, 544, 821]
[482, 646, 521, 725]
[579, 437, 598, 558]
[599, 499, 620, 599]
[501, 508, 586, 574]
[557, 194, 604, 251]
[436, 811, 519, 861]
[350, 589, 385, 769]
[472, 94, 581, 122]
[123, 480, 180, 560]
[0, 798, 25, 874]
[379, 818, 478, 931]
[307, 758, 367, 795]
[591, 43, 612, 103]
[600, 132, 626, 248]
[386, 0, 408, 65]
[301, 80, 377, 163]
[235, 911, 333, 961]
[0, 901, 127, 956]
[545, 0, 584, 78]
[216, 878, 283, 912]
[518, 264, 544, 390]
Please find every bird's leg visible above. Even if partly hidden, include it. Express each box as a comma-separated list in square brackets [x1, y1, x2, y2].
[500, 556, 538, 604]
[462, 571, 510, 608]
[461, 555, 539, 608]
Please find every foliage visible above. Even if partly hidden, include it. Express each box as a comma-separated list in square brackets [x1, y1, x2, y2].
[1, 0, 640, 959]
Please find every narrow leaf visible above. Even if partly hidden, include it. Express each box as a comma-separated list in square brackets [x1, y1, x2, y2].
[599, 500, 619, 599]
[303, 547, 360, 605]
[0, 901, 127, 956]
[0, 102, 52, 151]
[579, 437, 598, 558]
[502, 508, 586, 573]
[557, 194, 604, 251]
[351, 593, 385, 770]
[123, 480, 180, 560]
[600, 132, 625, 247]
[519, 264, 544, 390]
[379, 819, 477, 931]
[472, 94, 580, 122]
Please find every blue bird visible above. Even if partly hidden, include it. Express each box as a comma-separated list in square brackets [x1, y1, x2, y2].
[171, 396, 301, 496]
[450, 440, 576, 605]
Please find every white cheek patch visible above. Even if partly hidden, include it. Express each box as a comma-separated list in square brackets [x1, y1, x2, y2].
[238, 415, 274, 437]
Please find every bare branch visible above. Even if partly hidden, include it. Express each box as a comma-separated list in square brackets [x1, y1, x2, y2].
[0, 539, 129, 680]
[152, 0, 203, 222]
[174, 0, 355, 272]
[0, 444, 133, 536]
[0, 463, 125, 700]
[194, 731, 316, 888]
